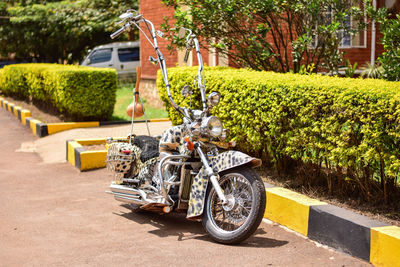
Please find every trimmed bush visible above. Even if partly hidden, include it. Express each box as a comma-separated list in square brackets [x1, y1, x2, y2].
[0, 68, 3, 90]
[0, 63, 117, 121]
[158, 67, 400, 203]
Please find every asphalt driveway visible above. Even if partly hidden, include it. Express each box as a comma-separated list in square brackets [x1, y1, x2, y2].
[0, 110, 370, 266]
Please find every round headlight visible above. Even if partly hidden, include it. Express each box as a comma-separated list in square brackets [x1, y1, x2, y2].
[209, 117, 222, 137]
[201, 116, 222, 138]
[220, 128, 228, 141]
[207, 92, 221, 107]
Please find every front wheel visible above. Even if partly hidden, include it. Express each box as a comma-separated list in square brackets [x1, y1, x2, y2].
[202, 166, 266, 244]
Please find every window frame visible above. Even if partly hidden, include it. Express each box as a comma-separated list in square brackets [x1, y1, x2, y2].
[88, 48, 113, 64]
[117, 47, 140, 62]
[338, 13, 367, 49]
[310, 2, 367, 49]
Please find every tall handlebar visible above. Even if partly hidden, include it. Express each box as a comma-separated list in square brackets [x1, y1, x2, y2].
[110, 12, 209, 118]
[110, 23, 129, 39]
[110, 14, 144, 39]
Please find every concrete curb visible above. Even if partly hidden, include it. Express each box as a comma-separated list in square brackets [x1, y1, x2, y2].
[66, 138, 110, 171]
[64, 137, 400, 266]
[0, 97, 170, 137]
[263, 185, 400, 266]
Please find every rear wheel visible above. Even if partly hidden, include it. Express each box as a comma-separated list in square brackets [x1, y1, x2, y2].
[202, 166, 266, 244]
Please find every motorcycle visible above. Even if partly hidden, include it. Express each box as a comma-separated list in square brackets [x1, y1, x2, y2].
[106, 10, 266, 244]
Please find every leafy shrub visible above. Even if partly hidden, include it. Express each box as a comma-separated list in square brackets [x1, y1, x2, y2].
[158, 67, 400, 203]
[378, 14, 400, 81]
[1, 64, 31, 99]
[344, 60, 358, 78]
[0, 68, 3, 91]
[0, 63, 117, 121]
[361, 63, 384, 79]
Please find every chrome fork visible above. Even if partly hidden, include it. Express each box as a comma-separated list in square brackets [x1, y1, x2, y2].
[195, 144, 228, 204]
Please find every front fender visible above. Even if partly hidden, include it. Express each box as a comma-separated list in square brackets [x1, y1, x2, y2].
[187, 150, 261, 219]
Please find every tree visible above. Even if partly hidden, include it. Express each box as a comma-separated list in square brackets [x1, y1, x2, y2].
[377, 13, 400, 81]
[162, 0, 369, 74]
[0, 0, 138, 63]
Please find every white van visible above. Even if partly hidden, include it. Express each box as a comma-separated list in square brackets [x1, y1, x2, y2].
[81, 41, 140, 80]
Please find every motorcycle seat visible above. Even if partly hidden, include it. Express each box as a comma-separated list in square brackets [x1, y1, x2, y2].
[132, 135, 160, 162]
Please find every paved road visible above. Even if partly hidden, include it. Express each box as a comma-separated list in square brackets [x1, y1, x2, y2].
[0, 110, 370, 266]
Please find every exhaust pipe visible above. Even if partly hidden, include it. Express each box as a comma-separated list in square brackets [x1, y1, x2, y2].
[106, 183, 152, 205]
[106, 183, 173, 213]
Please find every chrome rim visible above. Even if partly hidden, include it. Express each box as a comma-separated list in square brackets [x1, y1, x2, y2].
[206, 173, 254, 234]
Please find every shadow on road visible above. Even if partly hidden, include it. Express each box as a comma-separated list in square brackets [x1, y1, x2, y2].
[114, 205, 289, 248]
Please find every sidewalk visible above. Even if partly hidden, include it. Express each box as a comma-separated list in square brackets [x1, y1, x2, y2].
[17, 120, 172, 164]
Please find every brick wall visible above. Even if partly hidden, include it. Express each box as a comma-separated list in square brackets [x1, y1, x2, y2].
[342, 0, 386, 67]
[139, 0, 177, 107]
[342, 27, 384, 68]
[138, 0, 390, 107]
[140, 0, 390, 73]
[140, 0, 177, 80]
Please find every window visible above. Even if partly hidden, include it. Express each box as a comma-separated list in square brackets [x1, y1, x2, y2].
[89, 48, 112, 64]
[311, 2, 366, 49]
[339, 14, 352, 47]
[118, 47, 140, 62]
[338, 13, 366, 48]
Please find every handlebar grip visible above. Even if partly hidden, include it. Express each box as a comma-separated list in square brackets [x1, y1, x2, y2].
[110, 25, 127, 39]
[184, 49, 190, 63]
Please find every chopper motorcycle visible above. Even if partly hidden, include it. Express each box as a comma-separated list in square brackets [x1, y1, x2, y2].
[106, 10, 266, 244]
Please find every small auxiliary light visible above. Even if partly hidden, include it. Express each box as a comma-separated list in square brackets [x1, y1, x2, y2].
[184, 136, 195, 150]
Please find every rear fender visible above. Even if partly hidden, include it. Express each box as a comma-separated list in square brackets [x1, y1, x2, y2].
[186, 150, 261, 219]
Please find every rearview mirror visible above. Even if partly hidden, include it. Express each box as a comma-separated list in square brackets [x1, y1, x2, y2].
[181, 85, 193, 97]
[178, 27, 186, 39]
[119, 12, 133, 20]
[119, 9, 137, 20]
[208, 92, 221, 107]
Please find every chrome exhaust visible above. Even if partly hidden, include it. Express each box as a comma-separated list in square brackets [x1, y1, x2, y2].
[106, 183, 174, 213]
[106, 183, 153, 205]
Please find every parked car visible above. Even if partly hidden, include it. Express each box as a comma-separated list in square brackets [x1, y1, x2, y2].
[0, 60, 27, 68]
[81, 41, 140, 82]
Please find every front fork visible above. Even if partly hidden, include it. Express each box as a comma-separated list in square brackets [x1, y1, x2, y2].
[195, 143, 228, 204]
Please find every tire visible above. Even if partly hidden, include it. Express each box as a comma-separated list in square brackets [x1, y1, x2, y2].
[202, 166, 266, 244]
[132, 135, 159, 162]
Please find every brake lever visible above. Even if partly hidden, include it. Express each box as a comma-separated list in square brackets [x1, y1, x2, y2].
[156, 30, 164, 38]
[149, 56, 158, 65]
[183, 48, 190, 63]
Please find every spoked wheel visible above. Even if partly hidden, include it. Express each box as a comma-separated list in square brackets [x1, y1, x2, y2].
[202, 166, 266, 244]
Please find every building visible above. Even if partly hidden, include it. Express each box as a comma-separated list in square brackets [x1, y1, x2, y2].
[139, 0, 399, 107]
[139, 0, 231, 107]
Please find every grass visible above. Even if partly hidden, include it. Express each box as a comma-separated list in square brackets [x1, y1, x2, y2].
[112, 85, 168, 121]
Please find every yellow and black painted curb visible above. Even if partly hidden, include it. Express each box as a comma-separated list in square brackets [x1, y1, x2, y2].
[0, 97, 170, 137]
[66, 138, 109, 171]
[263, 185, 400, 266]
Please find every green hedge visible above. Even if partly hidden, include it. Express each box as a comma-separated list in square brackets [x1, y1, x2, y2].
[158, 67, 400, 202]
[0, 63, 117, 121]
